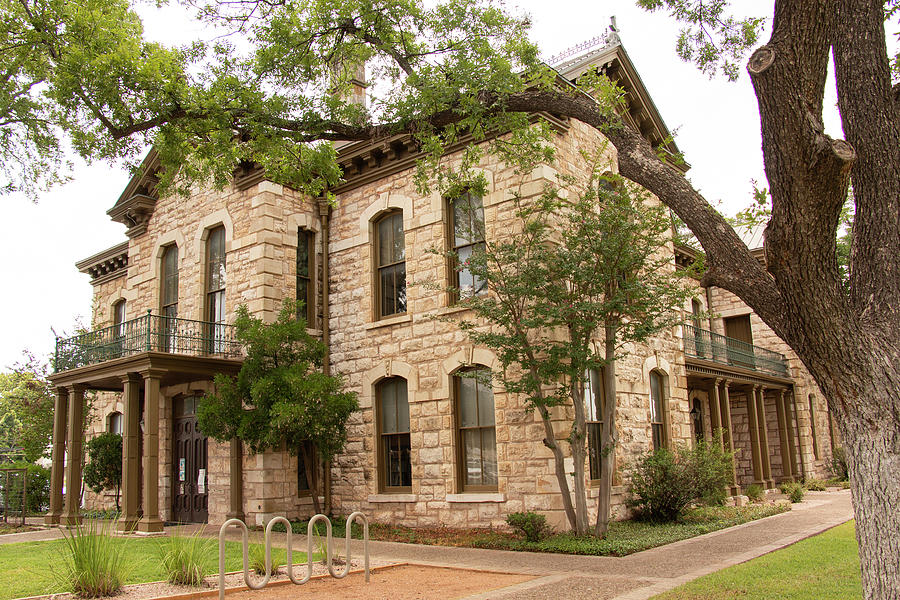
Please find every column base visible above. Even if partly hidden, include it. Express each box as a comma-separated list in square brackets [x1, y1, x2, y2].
[136, 518, 165, 534]
[117, 517, 140, 533]
[765, 478, 776, 489]
[44, 513, 61, 526]
[61, 513, 82, 527]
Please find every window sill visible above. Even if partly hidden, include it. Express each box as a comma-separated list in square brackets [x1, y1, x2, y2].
[446, 493, 505, 503]
[368, 494, 417, 503]
[364, 314, 412, 330]
[435, 304, 475, 317]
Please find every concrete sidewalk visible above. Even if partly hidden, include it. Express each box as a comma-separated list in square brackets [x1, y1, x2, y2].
[1, 490, 854, 600]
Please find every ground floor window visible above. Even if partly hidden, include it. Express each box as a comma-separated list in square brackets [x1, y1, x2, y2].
[456, 368, 497, 491]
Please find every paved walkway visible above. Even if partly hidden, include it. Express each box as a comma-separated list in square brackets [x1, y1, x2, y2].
[1, 490, 854, 600]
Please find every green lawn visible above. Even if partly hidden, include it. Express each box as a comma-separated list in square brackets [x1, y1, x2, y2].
[0, 535, 307, 600]
[654, 520, 861, 600]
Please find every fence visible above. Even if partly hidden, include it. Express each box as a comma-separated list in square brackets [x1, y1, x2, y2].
[683, 324, 789, 377]
[0, 468, 27, 526]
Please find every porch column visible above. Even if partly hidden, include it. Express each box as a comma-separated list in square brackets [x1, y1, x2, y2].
[227, 438, 245, 521]
[708, 378, 723, 444]
[775, 389, 795, 482]
[721, 380, 740, 496]
[45, 387, 69, 525]
[61, 385, 85, 526]
[138, 371, 163, 533]
[789, 389, 807, 479]
[747, 385, 765, 486]
[757, 387, 775, 489]
[119, 373, 141, 531]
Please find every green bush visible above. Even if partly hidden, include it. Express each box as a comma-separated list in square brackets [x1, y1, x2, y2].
[789, 485, 805, 503]
[830, 447, 849, 481]
[745, 484, 763, 503]
[506, 511, 551, 542]
[83, 432, 123, 511]
[805, 478, 827, 491]
[682, 436, 733, 506]
[626, 448, 695, 522]
[157, 528, 214, 586]
[778, 481, 793, 495]
[53, 520, 128, 597]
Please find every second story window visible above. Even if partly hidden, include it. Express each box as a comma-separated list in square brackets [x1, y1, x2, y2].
[375, 211, 406, 318]
[113, 299, 126, 337]
[449, 192, 486, 299]
[161, 245, 179, 351]
[206, 226, 226, 351]
[297, 229, 314, 325]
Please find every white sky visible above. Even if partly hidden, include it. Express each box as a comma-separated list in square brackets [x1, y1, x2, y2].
[0, 0, 847, 369]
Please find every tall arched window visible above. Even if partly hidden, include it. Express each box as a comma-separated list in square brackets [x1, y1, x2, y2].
[161, 245, 179, 351]
[649, 370, 668, 451]
[112, 299, 127, 357]
[448, 192, 486, 299]
[377, 377, 411, 492]
[375, 211, 406, 318]
[206, 227, 226, 351]
[297, 228, 315, 325]
[455, 368, 497, 491]
[585, 368, 605, 482]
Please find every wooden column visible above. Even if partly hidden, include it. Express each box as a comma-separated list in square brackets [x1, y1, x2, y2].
[775, 389, 795, 482]
[747, 385, 765, 486]
[138, 371, 163, 533]
[757, 387, 775, 489]
[61, 385, 85, 526]
[119, 373, 141, 532]
[45, 387, 68, 525]
[721, 380, 740, 496]
[708, 379, 723, 444]
[227, 438, 245, 520]
[788, 389, 807, 479]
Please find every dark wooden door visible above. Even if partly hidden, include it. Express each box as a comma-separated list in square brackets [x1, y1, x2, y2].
[172, 396, 208, 523]
[724, 314, 755, 369]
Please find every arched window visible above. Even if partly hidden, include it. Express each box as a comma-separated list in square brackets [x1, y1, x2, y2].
[649, 370, 668, 451]
[297, 228, 315, 325]
[377, 377, 411, 492]
[375, 211, 406, 318]
[107, 411, 123, 435]
[448, 192, 486, 299]
[111, 299, 127, 357]
[585, 368, 605, 482]
[161, 245, 179, 351]
[455, 368, 497, 491]
[113, 299, 126, 337]
[205, 226, 226, 351]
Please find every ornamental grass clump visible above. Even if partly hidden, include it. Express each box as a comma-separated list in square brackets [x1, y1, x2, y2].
[249, 542, 284, 576]
[157, 528, 214, 586]
[53, 520, 128, 597]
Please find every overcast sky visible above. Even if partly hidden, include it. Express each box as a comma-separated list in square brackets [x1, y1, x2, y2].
[0, 1, 846, 369]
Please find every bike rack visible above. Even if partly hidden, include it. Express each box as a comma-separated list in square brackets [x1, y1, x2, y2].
[218, 512, 370, 600]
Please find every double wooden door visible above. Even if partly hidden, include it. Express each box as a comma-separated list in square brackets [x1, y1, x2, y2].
[172, 396, 208, 523]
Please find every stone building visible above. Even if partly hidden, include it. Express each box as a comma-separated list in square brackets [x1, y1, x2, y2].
[45, 35, 838, 532]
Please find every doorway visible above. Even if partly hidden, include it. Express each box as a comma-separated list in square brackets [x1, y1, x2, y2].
[171, 395, 208, 523]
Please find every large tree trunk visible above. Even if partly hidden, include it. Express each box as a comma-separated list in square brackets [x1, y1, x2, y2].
[536, 403, 578, 530]
[594, 330, 618, 538]
[569, 363, 591, 536]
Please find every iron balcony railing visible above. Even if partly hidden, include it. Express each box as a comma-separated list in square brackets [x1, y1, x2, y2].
[683, 324, 789, 378]
[55, 311, 242, 372]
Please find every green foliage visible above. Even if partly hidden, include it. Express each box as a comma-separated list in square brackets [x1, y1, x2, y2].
[682, 435, 734, 506]
[52, 520, 129, 597]
[627, 448, 695, 522]
[248, 542, 284, 576]
[744, 484, 763, 503]
[831, 447, 849, 481]
[506, 511, 551, 542]
[0, 353, 55, 463]
[804, 478, 826, 492]
[1, 460, 50, 513]
[157, 528, 214, 586]
[83, 432, 123, 511]
[197, 300, 358, 506]
[778, 482, 804, 503]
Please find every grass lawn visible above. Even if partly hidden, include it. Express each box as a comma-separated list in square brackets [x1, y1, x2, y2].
[274, 503, 790, 557]
[654, 520, 861, 600]
[0, 533, 307, 600]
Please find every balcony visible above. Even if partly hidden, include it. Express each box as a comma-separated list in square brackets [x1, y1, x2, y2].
[55, 311, 242, 373]
[683, 324, 789, 378]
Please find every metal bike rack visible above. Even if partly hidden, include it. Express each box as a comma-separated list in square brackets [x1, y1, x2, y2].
[218, 512, 370, 600]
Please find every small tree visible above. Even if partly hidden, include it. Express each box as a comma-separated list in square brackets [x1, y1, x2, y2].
[448, 151, 692, 536]
[83, 432, 122, 511]
[0, 352, 55, 463]
[197, 300, 358, 514]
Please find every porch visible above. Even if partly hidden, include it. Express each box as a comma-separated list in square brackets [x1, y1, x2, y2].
[45, 313, 245, 532]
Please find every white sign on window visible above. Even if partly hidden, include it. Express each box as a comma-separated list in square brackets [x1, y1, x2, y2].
[198, 468, 207, 494]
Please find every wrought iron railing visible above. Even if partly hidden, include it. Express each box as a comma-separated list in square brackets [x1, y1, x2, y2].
[55, 311, 242, 372]
[683, 324, 788, 378]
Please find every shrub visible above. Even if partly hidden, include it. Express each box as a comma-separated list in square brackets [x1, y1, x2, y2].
[830, 447, 849, 481]
[53, 520, 128, 597]
[682, 436, 733, 506]
[506, 511, 551, 542]
[157, 528, 213, 586]
[745, 484, 763, 503]
[83, 432, 123, 511]
[778, 481, 793, 495]
[789, 484, 805, 503]
[249, 542, 283, 576]
[805, 478, 826, 491]
[626, 448, 695, 522]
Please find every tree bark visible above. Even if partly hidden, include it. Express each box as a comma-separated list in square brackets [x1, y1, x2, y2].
[569, 371, 590, 536]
